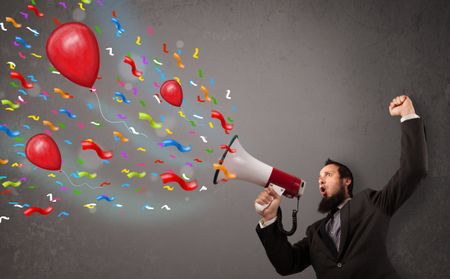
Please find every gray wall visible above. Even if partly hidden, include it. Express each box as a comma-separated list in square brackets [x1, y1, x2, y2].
[0, 0, 449, 278]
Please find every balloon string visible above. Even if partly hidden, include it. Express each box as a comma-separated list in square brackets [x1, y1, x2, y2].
[61, 170, 102, 190]
[91, 90, 148, 138]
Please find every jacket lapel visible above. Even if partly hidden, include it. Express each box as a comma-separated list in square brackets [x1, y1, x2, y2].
[337, 202, 350, 259]
[318, 215, 338, 258]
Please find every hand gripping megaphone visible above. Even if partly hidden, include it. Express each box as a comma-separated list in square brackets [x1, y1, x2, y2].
[213, 135, 306, 235]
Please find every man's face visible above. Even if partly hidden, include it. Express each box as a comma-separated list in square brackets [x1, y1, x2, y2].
[317, 164, 351, 213]
[318, 164, 348, 199]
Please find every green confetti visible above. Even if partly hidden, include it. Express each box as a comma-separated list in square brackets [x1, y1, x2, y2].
[94, 25, 102, 35]
[227, 117, 234, 123]
[134, 187, 142, 193]
[188, 120, 196, 127]
[73, 189, 81, 195]
[139, 100, 146, 107]
[126, 52, 132, 58]
[28, 185, 36, 189]
[198, 68, 203, 78]
[211, 96, 218, 105]
[13, 137, 24, 142]
[205, 148, 214, 153]
[31, 0, 36, 5]
[9, 82, 19, 88]
[58, 122, 66, 129]
[76, 159, 85, 165]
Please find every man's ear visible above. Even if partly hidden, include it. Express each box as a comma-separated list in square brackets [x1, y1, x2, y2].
[343, 177, 351, 187]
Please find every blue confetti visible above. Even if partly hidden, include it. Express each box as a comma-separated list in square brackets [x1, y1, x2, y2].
[22, 125, 30, 130]
[18, 89, 27, 95]
[15, 36, 31, 49]
[16, 152, 25, 157]
[58, 211, 69, 217]
[27, 75, 37, 82]
[58, 108, 76, 119]
[159, 139, 192, 153]
[111, 17, 125, 37]
[0, 125, 20, 137]
[114, 91, 131, 104]
[96, 195, 115, 202]
[64, 139, 73, 145]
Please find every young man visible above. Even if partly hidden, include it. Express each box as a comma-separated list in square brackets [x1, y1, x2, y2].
[255, 95, 428, 279]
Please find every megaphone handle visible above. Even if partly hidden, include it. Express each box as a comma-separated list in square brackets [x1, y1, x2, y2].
[254, 184, 285, 214]
[255, 202, 269, 214]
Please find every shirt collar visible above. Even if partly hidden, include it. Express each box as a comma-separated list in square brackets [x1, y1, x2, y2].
[337, 197, 352, 210]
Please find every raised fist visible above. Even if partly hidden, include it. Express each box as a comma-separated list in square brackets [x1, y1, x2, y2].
[389, 95, 416, 117]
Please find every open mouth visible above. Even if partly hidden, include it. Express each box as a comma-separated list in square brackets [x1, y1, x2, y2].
[320, 186, 327, 197]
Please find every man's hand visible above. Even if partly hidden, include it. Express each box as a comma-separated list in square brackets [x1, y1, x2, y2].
[389, 95, 416, 117]
[255, 186, 281, 223]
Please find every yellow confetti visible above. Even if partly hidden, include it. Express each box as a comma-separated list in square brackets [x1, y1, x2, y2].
[6, 62, 16, 70]
[83, 203, 96, 209]
[47, 173, 56, 178]
[193, 47, 199, 59]
[31, 53, 42, 58]
[78, 2, 85, 10]
[165, 128, 173, 135]
[136, 36, 141, 45]
[136, 147, 146, 152]
[163, 185, 174, 191]
[178, 110, 186, 118]
[28, 115, 40, 121]
[209, 121, 214, 128]
[121, 169, 130, 174]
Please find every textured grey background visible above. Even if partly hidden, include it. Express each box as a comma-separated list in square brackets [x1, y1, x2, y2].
[1, 0, 449, 278]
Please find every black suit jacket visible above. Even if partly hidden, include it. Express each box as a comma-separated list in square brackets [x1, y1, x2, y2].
[257, 118, 428, 279]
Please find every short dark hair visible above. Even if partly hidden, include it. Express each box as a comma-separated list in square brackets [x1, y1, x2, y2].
[324, 158, 354, 197]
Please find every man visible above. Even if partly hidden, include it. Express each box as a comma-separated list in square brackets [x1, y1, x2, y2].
[255, 95, 428, 279]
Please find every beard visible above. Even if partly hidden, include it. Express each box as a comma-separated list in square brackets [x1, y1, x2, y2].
[317, 183, 346, 213]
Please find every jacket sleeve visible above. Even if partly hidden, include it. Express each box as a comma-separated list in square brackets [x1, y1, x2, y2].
[256, 219, 311, 276]
[370, 118, 428, 216]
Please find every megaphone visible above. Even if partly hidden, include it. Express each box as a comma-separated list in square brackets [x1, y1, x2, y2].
[213, 135, 306, 235]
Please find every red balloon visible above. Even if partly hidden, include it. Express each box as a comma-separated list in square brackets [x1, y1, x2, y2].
[46, 22, 100, 88]
[160, 80, 183, 107]
[25, 134, 62, 171]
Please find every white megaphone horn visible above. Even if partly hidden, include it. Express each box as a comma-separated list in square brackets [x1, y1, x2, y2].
[213, 135, 306, 214]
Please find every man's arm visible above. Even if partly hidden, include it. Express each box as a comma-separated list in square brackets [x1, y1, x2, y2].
[256, 221, 311, 275]
[371, 96, 428, 216]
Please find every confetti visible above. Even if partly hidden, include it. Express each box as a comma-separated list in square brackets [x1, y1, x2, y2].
[138, 112, 162, 129]
[81, 140, 113, 160]
[24, 206, 54, 216]
[160, 172, 198, 191]
[159, 139, 192, 153]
